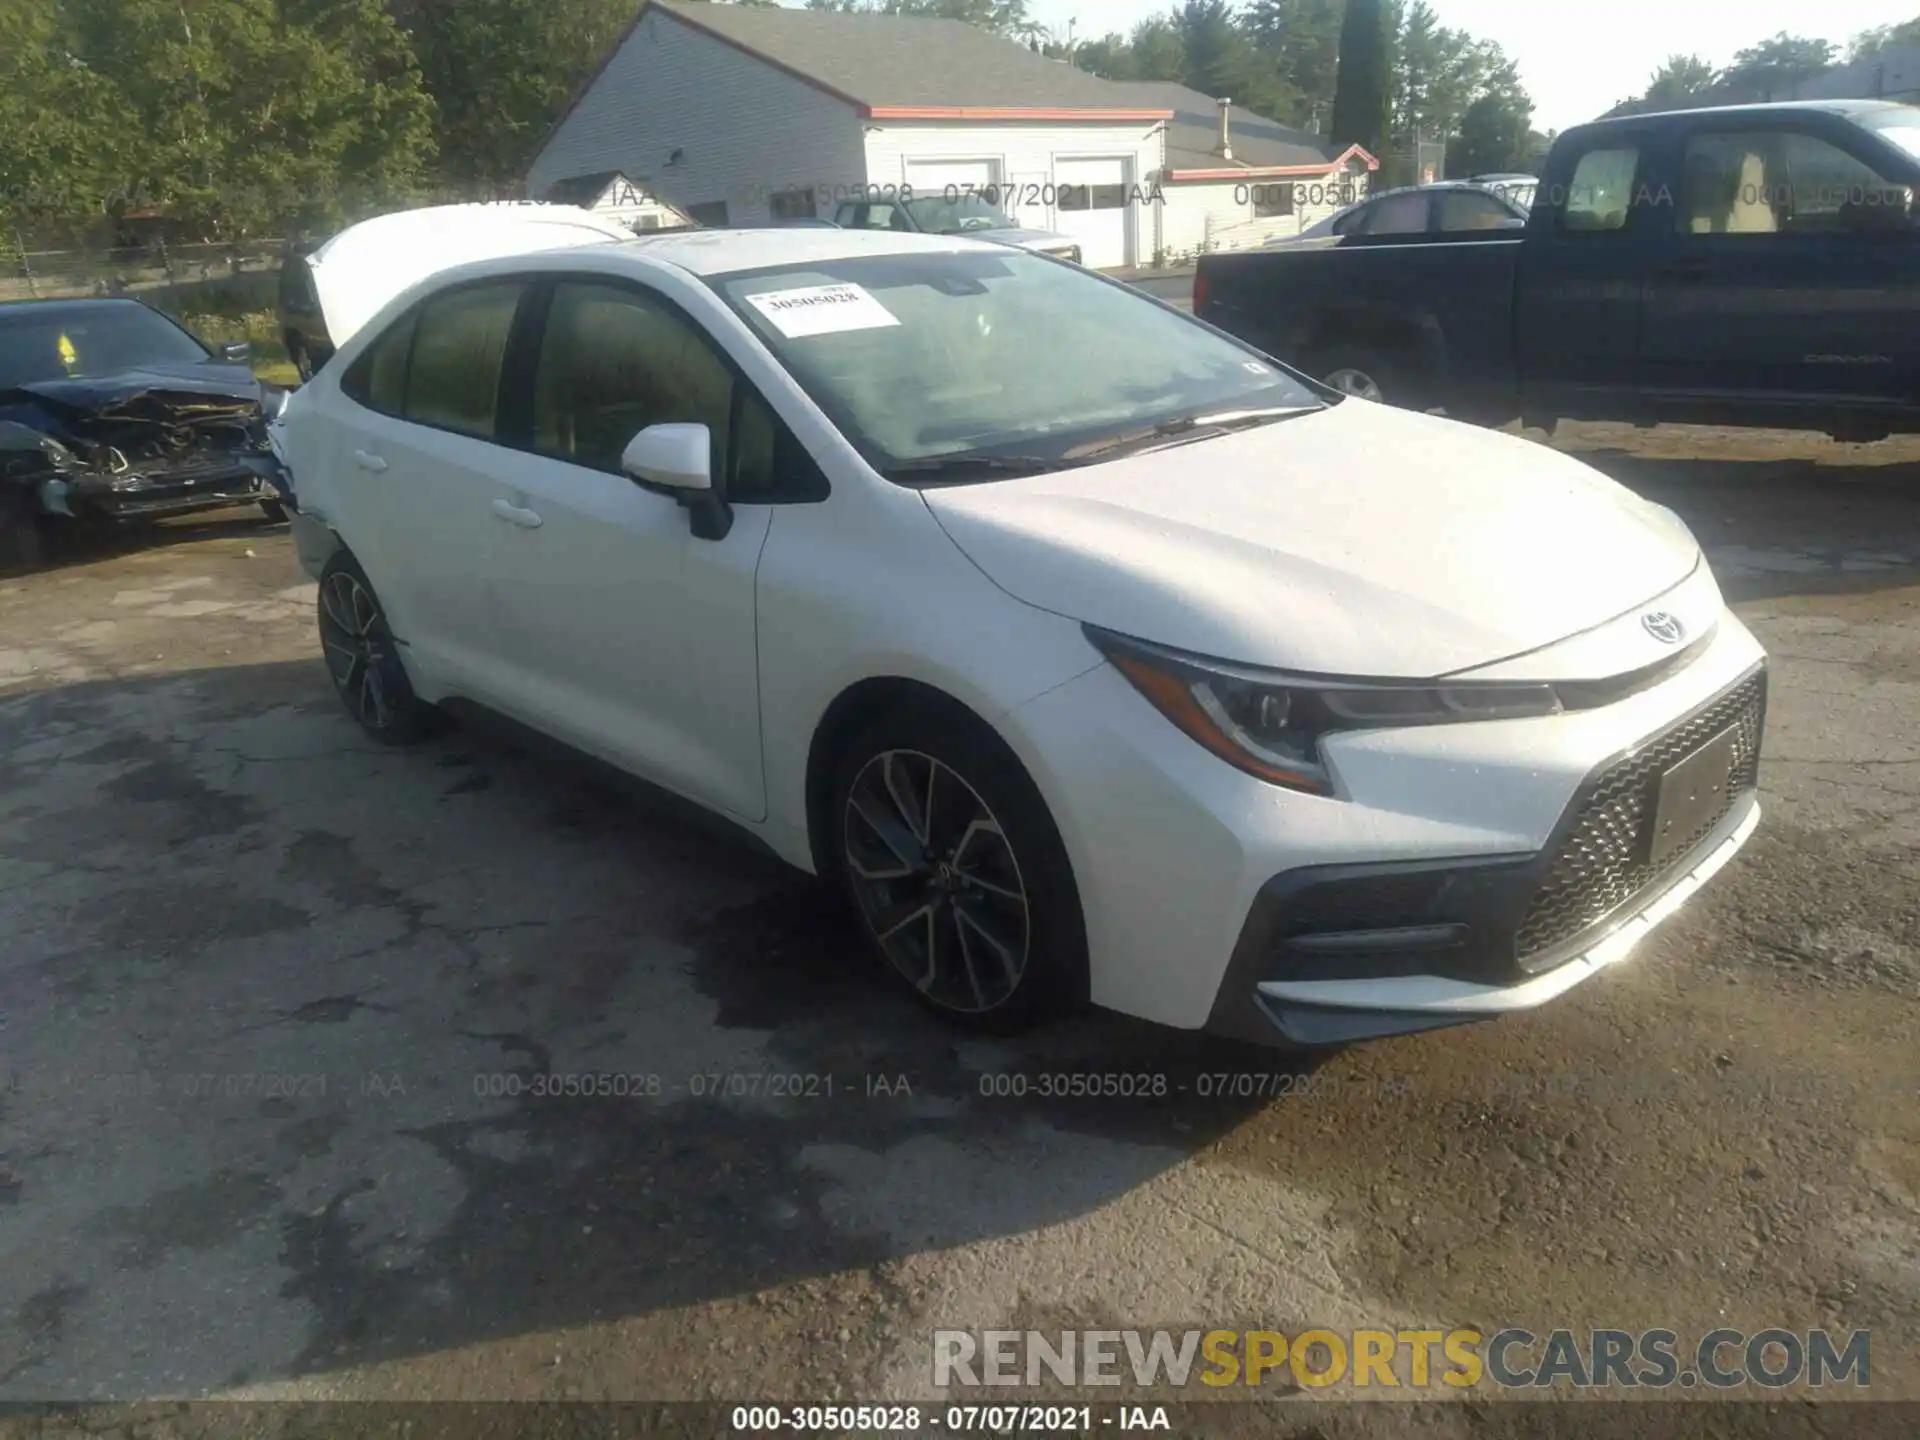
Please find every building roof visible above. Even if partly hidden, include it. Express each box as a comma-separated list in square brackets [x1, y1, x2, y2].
[1105, 81, 1324, 168]
[1101, 80, 1380, 178]
[632, 0, 1169, 119]
[541, 171, 626, 206]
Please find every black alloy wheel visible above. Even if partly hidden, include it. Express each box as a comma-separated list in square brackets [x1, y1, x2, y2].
[843, 748, 1033, 1015]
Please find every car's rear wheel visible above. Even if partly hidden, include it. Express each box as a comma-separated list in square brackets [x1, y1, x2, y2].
[317, 551, 437, 745]
[259, 498, 288, 523]
[1318, 349, 1392, 404]
[831, 703, 1086, 1031]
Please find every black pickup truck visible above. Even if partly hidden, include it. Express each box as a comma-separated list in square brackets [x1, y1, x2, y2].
[1195, 100, 1920, 441]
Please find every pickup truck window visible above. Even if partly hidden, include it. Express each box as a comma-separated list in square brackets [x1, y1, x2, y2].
[1679, 130, 1910, 236]
[1560, 147, 1641, 233]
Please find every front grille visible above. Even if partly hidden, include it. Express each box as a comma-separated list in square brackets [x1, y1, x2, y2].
[1514, 668, 1766, 967]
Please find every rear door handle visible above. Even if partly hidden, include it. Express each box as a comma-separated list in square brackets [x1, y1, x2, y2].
[491, 498, 543, 530]
[1664, 259, 1712, 282]
[352, 449, 388, 473]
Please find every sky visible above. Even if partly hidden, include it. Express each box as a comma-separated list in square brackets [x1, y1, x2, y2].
[1027, 0, 1916, 133]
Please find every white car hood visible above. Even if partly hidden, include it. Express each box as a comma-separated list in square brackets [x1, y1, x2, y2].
[307, 204, 633, 348]
[923, 401, 1701, 678]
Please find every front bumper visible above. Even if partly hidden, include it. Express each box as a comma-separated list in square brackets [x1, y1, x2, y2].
[1004, 610, 1768, 1042]
[43, 452, 286, 521]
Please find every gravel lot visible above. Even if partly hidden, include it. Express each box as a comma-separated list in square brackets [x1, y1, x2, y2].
[0, 423, 1915, 1430]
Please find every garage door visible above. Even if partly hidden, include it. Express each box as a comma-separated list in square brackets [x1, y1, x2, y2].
[1054, 157, 1132, 269]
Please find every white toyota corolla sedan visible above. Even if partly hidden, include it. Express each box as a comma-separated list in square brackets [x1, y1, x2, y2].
[276, 225, 1766, 1048]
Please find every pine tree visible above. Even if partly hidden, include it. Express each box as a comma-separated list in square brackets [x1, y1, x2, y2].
[1330, 0, 1392, 158]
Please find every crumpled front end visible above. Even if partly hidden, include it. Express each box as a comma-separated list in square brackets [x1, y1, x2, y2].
[0, 378, 291, 522]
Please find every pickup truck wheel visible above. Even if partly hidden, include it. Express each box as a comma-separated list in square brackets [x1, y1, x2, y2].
[1315, 347, 1399, 405]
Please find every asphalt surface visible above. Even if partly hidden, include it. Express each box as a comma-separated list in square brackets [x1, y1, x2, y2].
[0, 422, 1916, 1427]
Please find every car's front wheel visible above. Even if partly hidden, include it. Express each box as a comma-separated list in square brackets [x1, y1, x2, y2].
[831, 702, 1086, 1030]
[317, 551, 438, 745]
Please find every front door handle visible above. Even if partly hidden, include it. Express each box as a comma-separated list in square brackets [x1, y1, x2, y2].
[352, 449, 388, 473]
[1664, 258, 1712, 282]
[491, 498, 544, 530]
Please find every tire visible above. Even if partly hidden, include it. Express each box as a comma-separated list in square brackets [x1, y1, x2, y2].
[259, 498, 288, 523]
[0, 490, 47, 576]
[316, 550, 439, 745]
[1314, 346, 1404, 407]
[830, 699, 1088, 1032]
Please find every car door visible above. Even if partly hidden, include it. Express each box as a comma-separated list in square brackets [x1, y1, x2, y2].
[480, 277, 780, 821]
[1515, 137, 1658, 416]
[1638, 117, 1920, 422]
[327, 278, 533, 698]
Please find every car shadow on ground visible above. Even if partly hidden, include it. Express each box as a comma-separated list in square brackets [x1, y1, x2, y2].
[1, 505, 286, 580]
[0, 661, 1315, 1396]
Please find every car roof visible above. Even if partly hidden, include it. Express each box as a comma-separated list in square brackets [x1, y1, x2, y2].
[0, 297, 164, 322]
[1567, 98, 1916, 138]
[605, 226, 1011, 277]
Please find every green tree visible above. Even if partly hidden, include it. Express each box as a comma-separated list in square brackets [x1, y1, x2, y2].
[0, 0, 137, 239]
[1173, 0, 1293, 118]
[1243, 0, 1343, 131]
[1331, 0, 1393, 158]
[392, 0, 635, 190]
[1127, 17, 1192, 82]
[1719, 32, 1836, 101]
[1451, 89, 1532, 175]
[1850, 17, 1920, 60]
[801, 0, 1040, 39]
[1643, 54, 1719, 108]
[46, 0, 434, 238]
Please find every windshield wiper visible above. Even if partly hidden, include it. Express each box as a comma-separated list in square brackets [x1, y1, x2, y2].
[1060, 405, 1317, 463]
[882, 453, 1057, 484]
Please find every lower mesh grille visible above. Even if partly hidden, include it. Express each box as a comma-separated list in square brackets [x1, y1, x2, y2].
[1515, 668, 1766, 966]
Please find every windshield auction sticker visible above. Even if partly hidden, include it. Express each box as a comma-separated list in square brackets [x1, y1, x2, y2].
[745, 283, 902, 340]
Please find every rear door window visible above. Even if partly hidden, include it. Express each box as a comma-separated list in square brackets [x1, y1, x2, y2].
[1360, 192, 1430, 235]
[402, 282, 526, 439]
[1435, 190, 1520, 231]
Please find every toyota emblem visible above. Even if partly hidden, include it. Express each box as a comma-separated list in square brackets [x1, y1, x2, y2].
[1642, 612, 1686, 645]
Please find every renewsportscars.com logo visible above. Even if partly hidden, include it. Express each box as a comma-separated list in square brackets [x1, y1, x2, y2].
[932, 1328, 1872, 1391]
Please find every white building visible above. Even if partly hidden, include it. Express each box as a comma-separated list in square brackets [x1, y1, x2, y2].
[1108, 81, 1379, 260]
[539, 171, 697, 233]
[527, 0, 1376, 271]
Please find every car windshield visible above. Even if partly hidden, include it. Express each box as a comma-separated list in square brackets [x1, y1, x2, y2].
[903, 193, 1018, 234]
[713, 249, 1323, 478]
[0, 306, 209, 389]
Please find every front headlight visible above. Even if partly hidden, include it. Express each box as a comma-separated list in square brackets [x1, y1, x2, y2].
[1086, 627, 1562, 796]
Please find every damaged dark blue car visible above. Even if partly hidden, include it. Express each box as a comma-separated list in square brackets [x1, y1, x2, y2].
[0, 297, 293, 572]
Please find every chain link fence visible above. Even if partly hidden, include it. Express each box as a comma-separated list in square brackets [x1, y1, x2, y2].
[3, 238, 285, 309]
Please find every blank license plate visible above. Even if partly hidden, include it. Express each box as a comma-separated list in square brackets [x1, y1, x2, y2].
[1646, 726, 1740, 868]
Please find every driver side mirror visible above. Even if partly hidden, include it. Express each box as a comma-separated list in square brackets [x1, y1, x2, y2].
[620, 423, 733, 541]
